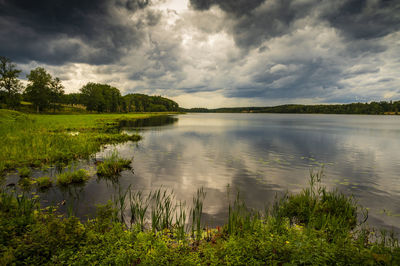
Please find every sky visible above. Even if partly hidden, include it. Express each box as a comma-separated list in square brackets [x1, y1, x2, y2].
[1, 0, 399, 108]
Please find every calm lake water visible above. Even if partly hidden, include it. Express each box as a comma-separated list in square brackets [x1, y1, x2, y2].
[9, 113, 400, 231]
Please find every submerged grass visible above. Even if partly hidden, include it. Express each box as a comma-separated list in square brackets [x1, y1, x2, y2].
[0, 109, 165, 170]
[0, 170, 399, 264]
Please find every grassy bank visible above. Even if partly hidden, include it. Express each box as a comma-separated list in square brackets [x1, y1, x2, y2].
[0, 110, 171, 171]
[0, 172, 399, 265]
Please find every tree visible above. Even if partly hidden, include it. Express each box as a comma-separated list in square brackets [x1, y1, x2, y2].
[49, 77, 65, 112]
[80, 83, 121, 112]
[0, 56, 23, 108]
[25, 67, 64, 112]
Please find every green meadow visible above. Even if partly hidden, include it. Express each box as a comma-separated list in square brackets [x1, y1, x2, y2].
[0, 109, 168, 171]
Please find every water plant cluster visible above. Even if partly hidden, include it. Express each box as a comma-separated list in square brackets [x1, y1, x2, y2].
[56, 169, 91, 186]
[0, 171, 399, 265]
[97, 151, 132, 177]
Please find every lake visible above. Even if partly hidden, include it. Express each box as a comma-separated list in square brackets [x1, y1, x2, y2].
[15, 113, 400, 231]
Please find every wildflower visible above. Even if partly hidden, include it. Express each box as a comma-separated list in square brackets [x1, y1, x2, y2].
[285, 241, 290, 244]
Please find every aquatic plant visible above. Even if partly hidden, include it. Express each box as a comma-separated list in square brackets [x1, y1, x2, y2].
[191, 187, 206, 241]
[96, 152, 131, 177]
[36, 176, 52, 189]
[150, 189, 176, 232]
[17, 177, 35, 191]
[226, 191, 260, 236]
[18, 167, 31, 178]
[129, 190, 151, 231]
[175, 200, 187, 241]
[56, 169, 90, 186]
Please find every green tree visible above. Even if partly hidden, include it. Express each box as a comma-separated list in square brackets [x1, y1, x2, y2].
[0, 56, 23, 108]
[49, 77, 65, 112]
[80, 83, 121, 112]
[25, 67, 64, 112]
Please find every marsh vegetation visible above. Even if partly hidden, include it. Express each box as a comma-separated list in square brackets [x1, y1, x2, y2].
[0, 109, 160, 172]
[0, 171, 399, 264]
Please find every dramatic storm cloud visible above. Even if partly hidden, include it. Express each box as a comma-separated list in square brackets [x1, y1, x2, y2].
[1, 0, 399, 107]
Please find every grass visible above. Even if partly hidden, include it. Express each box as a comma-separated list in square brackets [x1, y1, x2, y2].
[0, 171, 399, 264]
[56, 169, 91, 186]
[17, 167, 31, 178]
[35, 176, 52, 189]
[96, 151, 132, 177]
[0, 109, 169, 171]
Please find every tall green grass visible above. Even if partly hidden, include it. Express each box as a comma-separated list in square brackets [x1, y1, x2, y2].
[272, 169, 360, 237]
[191, 188, 206, 241]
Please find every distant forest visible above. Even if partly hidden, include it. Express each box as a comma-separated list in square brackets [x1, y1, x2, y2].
[183, 101, 400, 115]
[0, 56, 179, 113]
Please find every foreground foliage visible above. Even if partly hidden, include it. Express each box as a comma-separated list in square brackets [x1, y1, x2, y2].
[0, 172, 399, 265]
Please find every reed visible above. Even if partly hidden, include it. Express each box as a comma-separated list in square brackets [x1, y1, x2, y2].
[129, 190, 151, 231]
[113, 185, 130, 224]
[226, 191, 260, 236]
[175, 200, 187, 241]
[191, 187, 206, 241]
[150, 189, 176, 232]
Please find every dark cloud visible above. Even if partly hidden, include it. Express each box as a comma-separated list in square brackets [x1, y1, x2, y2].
[190, 0, 400, 50]
[323, 0, 400, 40]
[226, 59, 344, 99]
[0, 0, 157, 65]
[190, 0, 266, 15]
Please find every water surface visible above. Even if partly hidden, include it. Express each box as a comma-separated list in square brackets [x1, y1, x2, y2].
[10, 113, 400, 230]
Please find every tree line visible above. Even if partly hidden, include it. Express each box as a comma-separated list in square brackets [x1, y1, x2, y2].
[183, 101, 400, 115]
[0, 56, 179, 113]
